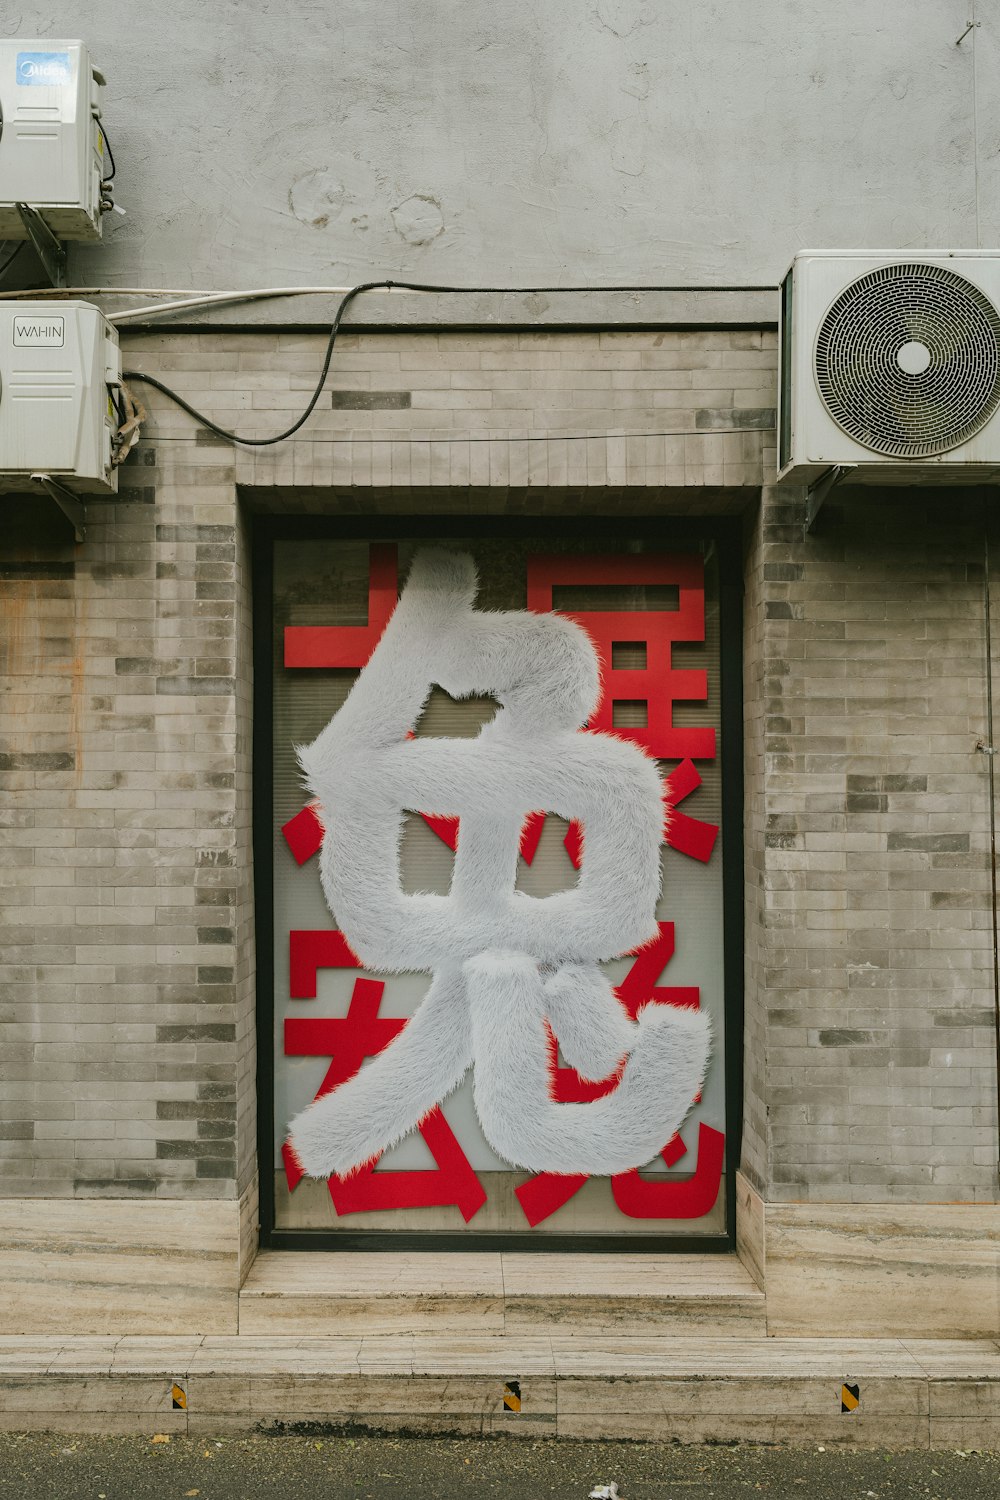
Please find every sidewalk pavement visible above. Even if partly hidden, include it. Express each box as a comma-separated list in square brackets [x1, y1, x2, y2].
[0, 1430, 998, 1499]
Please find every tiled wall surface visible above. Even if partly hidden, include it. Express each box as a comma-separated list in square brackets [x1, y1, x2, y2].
[1, 323, 997, 1233]
[740, 497, 770, 1195]
[745, 484, 999, 1205]
[126, 328, 773, 499]
[0, 448, 251, 1202]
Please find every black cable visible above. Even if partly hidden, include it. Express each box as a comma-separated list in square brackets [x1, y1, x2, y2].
[100, 120, 116, 181]
[123, 279, 404, 446]
[123, 278, 520, 447]
[0, 242, 24, 280]
[121, 276, 775, 449]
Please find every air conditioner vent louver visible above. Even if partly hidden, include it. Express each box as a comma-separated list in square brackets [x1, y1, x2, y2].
[814, 262, 1000, 458]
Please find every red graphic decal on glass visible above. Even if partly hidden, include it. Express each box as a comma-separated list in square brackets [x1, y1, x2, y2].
[610, 1123, 725, 1219]
[328, 1106, 486, 1221]
[289, 929, 361, 999]
[660, 759, 719, 863]
[563, 758, 717, 870]
[513, 1169, 589, 1228]
[283, 542, 398, 668]
[419, 813, 459, 851]
[512, 1131, 692, 1229]
[281, 553, 717, 876]
[526, 553, 715, 760]
[514, 920, 723, 1226]
[283, 803, 324, 865]
[522, 550, 720, 864]
[281, 544, 723, 1225]
[283, 949, 486, 1221]
[615, 921, 700, 1019]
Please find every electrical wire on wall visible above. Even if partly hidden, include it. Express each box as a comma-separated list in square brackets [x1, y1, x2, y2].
[117, 278, 776, 449]
[0, 280, 776, 312]
[122, 280, 399, 447]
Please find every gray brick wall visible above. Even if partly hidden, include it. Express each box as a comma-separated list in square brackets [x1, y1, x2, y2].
[747, 484, 999, 1203]
[741, 497, 771, 1196]
[0, 439, 248, 1199]
[2, 322, 995, 1210]
[127, 328, 774, 496]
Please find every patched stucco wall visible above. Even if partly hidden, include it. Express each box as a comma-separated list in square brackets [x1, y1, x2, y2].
[6, 0, 999, 291]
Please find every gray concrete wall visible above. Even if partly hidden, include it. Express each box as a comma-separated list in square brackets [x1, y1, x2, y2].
[5, 1, 997, 294]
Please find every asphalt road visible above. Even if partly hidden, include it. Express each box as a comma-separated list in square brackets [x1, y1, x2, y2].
[0, 1435, 996, 1500]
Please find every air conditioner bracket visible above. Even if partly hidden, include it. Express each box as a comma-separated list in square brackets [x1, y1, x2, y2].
[31, 473, 85, 543]
[805, 464, 856, 534]
[15, 204, 67, 289]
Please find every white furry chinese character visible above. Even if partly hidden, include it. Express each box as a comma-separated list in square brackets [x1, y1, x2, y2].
[289, 548, 710, 1178]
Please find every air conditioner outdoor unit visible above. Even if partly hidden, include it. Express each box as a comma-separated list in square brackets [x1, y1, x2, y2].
[0, 300, 121, 494]
[778, 250, 1000, 485]
[0, 40, 108, 241]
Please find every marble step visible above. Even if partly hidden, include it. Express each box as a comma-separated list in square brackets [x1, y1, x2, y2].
[238, 1252, 767, 1336]
[0, 1333, 996, 1447]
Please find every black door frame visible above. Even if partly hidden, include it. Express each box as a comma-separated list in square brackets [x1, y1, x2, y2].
[252, 512, 744, 1252]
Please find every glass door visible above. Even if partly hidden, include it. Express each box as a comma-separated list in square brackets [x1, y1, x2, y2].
[261, 527, 738, 1244]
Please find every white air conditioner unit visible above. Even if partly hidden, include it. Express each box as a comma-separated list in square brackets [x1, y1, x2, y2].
[778, 250, 1000, 484]
[0, 40, 108, 241]
[0, 300, 121, 493]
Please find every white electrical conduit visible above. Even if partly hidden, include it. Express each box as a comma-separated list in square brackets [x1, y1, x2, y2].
[0, 288, 218, 300]
[108, 286, 424, 324]
[0, 282, 772, 325]
[0, 285, 423, 322]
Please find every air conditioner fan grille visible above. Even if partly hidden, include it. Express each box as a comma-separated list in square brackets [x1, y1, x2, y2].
[814, 261, 1000, 457]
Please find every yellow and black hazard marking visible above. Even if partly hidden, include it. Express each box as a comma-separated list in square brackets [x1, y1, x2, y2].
[171, 1383, 187, 1411]
[502, 1380, 521, 1413]
[841, 1382, 860, 1413]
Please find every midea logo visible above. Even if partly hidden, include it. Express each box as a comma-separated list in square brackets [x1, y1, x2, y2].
[16, 52, 71, 86]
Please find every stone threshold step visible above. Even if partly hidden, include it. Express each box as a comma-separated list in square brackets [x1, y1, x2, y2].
[0, 1335, 996, 1448]
[239, 1252, 767, 1335]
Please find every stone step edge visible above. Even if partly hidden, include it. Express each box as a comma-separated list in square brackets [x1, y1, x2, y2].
[0, 1337, 996, 1447]
[238, 1288, 766, 1301]
[240, 1252, 766, 1304]
[1, 1334, 996, 1370]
